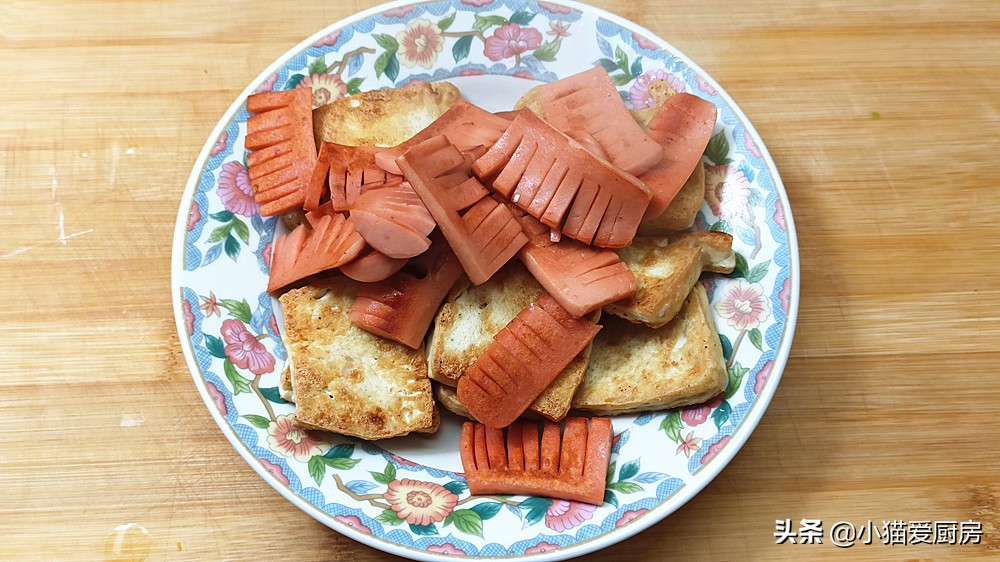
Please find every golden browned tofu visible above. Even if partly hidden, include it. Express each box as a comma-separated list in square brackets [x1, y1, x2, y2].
[278, 364, 294, 403]
[636, 162, 706, 234]
[280, 279, 438, 439]
[606, 232, 734, 328]
[312, 82, 461, 148]
[427, 262, 595, 421]
[573, 284, 726, 415]
[432, 382, 472, 420]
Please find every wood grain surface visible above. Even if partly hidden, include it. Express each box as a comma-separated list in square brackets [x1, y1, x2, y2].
[2, 0, 999, 560]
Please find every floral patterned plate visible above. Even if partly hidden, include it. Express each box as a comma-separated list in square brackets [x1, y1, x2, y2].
[171, 0, 799, 559]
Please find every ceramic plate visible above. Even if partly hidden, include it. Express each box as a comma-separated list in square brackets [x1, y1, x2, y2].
[171, 0, 798, 559]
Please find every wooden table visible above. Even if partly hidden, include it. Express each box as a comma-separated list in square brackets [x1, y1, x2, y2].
[3, 0, 998, 559]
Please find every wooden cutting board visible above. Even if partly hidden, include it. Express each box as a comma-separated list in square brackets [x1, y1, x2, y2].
[1, 0, 998, 560]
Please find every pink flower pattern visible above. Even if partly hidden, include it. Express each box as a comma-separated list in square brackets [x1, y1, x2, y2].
[630, 70, 685, 109]
[616, 508, 649, 528]
[524, 542, 560, 554]
[298, 73, 347, 108]
[754, 360, 773, 394]
[206, 381, 227, 415]
[462, 0, 494, 5]
[773, 201, 787, 232]
[665, 73, 687, 94]
[266, 414, 329, 461]
[513, 71, 534, 80]
[260, 458, 289, 486]
[211, 131, 228, 157]
[221, 319, 276, 375]
[676, 432, 702, 457]
[538, 2, 571, 14]
[384, 479, 458, 525]
[383, 5, 415, 17]
[681, 393, 724, 427]
[701, 435, 731, 465]
[779, 277, 791, 313]
[218, 161, 257, 217]
[334, 515, 371, 534]
[459, 68, 484, 76]
[704, 164, 751, 222]
[632, 32, 658, 50]
[696, 75, 717, 95]
[187, 201, 201, 232]
[483, 24, 542, 62]
[254, 73, 279, 94]
[715, 280, 771, 331]
[262, 242, 273, 268]
[548, 21, 570, 38]
[200, 292, 220, 317]
[182, 301, 195, 336]
[427, 543, 466, 556]
[269, 314, 280, 338]
[313, 31, 341, 47]
[544, 500, 595, 532]
[743, 129, 762, 159]
[403, 78, 428, 87]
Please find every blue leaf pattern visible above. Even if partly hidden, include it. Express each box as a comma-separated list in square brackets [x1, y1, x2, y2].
[634, 472, 668, 484]
[347, 54, 363, 77]
[634, 413, 656, 426]
[250, 306, 268, 334]
[504, 503, 522, 519]
[346, 480, 378, 495]
[202, 243, 223, 266]
[612, 429, 629, 453]
[736, 225, 756, 246]
[597, 35, 613, 58]
[522, 55, 546, 75]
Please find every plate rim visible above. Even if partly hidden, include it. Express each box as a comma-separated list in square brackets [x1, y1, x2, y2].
[170, 0, 800, 559]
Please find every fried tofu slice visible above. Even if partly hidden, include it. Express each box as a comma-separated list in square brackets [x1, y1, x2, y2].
[427, 262, 596, 421]
[433, 382, 473, 419]
[637, 161, 705, 234]
[572, 284, 726, 414]
[279, 364, 295, 403]
[279, 279, 438, 439]
[527, 309, 599, 422]
[606, 232, 734, 328]
[428, 262, 538, 387]
[312, 82, 461, 148]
